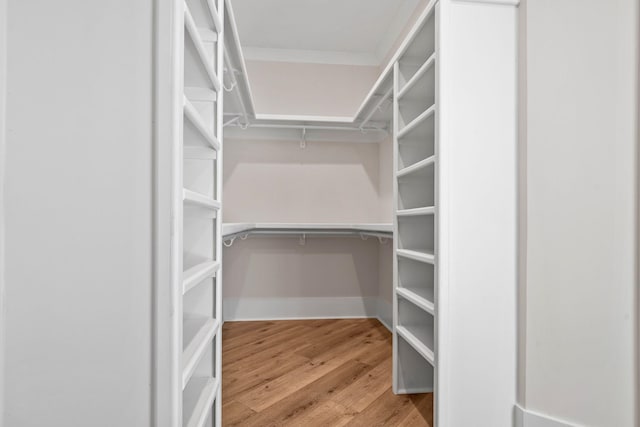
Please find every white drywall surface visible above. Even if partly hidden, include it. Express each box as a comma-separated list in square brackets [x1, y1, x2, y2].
[3, 1, 153, 425]
[523, 0, 638, 425]
[223, 139, 384, 223]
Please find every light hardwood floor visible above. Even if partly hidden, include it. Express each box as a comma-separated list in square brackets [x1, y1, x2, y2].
[222, 318, 433, 426]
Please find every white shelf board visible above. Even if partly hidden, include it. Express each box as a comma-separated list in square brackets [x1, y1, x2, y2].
[185, 86, 217, 103]
[205, 0, 223, 33]
[397, 248, 435, 264]
[184, 146, 217, 160]
[183, 188, 221, 211]
[254, 113, 354, 123]
[222, 222, 393, 237]
[182, 317, 220, 390]
[184, 4, 221, 92]
[398, 105, 436, 140]
[183, 376, 219, 427]
[396, 206, 435, 217]
[396, 325, 435, 366]
[396, 287, 435, 315]
[397, 52, 436, 100]
[184, 96, 221, 151]
[183, 260, 221, 295]
[397, 156, 435, 178]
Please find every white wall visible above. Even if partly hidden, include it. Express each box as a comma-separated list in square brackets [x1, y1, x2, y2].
[3, 1, 153, 425]
[222, 136, 393, 320]
[521, 0, 638, 426]
[245, 60, 379, 117]
[223, 139, 384, 223]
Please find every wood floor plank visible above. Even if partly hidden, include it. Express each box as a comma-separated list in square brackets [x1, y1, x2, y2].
[396, 394, 434, 427]
[223, 319, 361, 373]
[223, 353, 309, 401]
[237, 328, 383, 412]
[294, 318, 385, 360]
[221, 401, 256, 427]
[222, 319, 433, 427]
[342, 387, 428, 427]
[283, 399, 353, 427]
[329, 355, 393, 413]
[238, 360, 372, 427]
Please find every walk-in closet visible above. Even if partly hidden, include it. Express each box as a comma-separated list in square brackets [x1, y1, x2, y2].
[3, 0, 523, 425]
[171, 0, 519, 425]
[5, 0, 639, 426]
[164, 0, 519, 425]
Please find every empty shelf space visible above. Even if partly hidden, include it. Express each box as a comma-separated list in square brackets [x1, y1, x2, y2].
[397, 213, 434, 253]
[397, 163, 435, 210]
[397, 110, 435, 170]
[397, 287, 434, 315]
[395, 335, 434, 393]
[397, 256, 435, 310]
[183, 376, 219, 427]
[397, 326, 435, 366]
[397, 11, 435, 87]
[183, 260, 221, 295]
[397, 53, 436, 101]
[397, 155, 435, 178]
[398, 105, 435, 140]
[397, 297, 435, 365]
[182, 317, 220, 389]
[397, 249, 435, 264]
[184, 216, 216, 271]
[185, 0, 222, 34]
[184, 146, 217, 160]
[396, 206, 435, 217]
[183, 188, 220, 211]
[184, 97, 221, 151]
[184, 5, 221, 92]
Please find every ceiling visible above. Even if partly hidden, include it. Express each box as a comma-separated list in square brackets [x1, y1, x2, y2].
[230, 0, 421, 66]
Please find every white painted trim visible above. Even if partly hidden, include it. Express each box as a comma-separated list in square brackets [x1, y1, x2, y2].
[223, 297, 380, 321]
[452, 0, 520, 6]
[515, 405, 581, 427]
[0, 0, 6, 421]
[377, 298, 393, 331]
[242, 46, 380, 67]
[396, 386, 434, 394]
[152, 0, 182, 424]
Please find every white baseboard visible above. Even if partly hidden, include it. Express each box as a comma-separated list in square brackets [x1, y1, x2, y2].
[515, 405, 580, 427]
[223, 296, 380, 321]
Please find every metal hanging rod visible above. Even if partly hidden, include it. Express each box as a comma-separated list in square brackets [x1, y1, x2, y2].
[222, 229, 392, 247]
[225, 121, 388, 133]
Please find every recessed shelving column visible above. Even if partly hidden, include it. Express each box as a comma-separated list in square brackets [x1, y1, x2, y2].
[392, 4, 437, 396]
[175, 0, 225, 426]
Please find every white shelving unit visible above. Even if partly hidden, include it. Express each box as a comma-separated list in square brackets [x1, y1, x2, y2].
[392, 3, 438, 395]
[173, 0, 225, 425]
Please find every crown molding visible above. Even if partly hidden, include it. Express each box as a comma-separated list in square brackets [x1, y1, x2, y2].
[242, 46, 380, 67]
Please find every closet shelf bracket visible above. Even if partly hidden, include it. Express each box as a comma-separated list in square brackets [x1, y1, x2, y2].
[300, 128, 307, 149]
